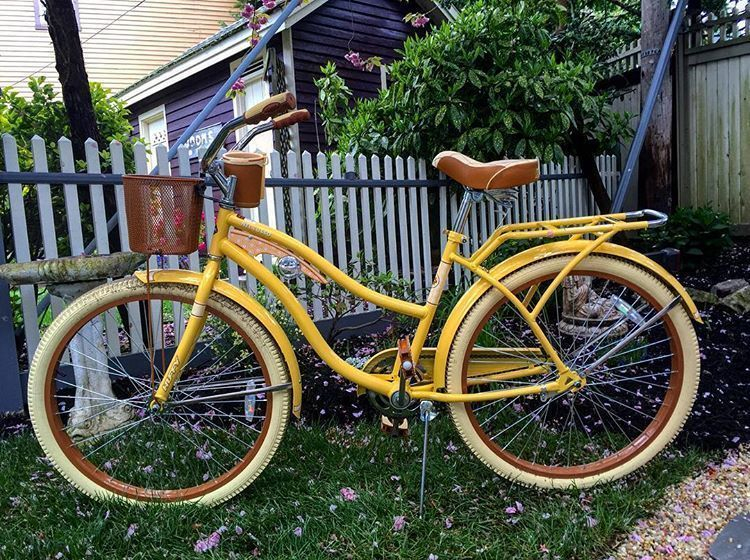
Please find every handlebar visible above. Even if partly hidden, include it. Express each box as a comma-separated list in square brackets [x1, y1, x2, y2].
[244, 92, 297, 125]
[272, 109, 310, 129]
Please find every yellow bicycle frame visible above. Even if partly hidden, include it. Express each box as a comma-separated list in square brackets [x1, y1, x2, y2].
[147, 206, 701, 410]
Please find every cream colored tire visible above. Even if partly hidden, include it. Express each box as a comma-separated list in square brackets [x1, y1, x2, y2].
[28, 278, 290, 506]
[446, 255, 700, 489]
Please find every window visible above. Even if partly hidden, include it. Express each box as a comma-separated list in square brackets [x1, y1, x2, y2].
[138, 106, 168, 171]
[34, 0, 80, 30]
[230, 59, 274, 156]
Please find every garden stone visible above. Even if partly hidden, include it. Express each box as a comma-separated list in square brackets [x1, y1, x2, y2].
[709, 513, 750, 560]
[711, 279, 750, 298]
[720, 286, 750, 314]
[686, 287, 719, 306]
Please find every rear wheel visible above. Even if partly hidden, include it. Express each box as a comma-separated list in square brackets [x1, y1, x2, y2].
[447, 255, 699, 488]
[28, 278, 290, 505]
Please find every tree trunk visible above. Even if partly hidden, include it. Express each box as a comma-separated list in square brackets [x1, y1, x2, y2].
[573, 131, 612, 213]
[44, 0, 101, 162]
[638, 0, 673, 212]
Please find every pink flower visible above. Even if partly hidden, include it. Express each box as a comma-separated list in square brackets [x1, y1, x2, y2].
[231, 78, 246, 92]
[412, 15, 430, 27]
[262, 0, 276, 8]
[194, 531, 221, 553]
[445, 441, 458, 453]
[293, 526, 303, 537]
[196, 446, 212, 461]
[125, 523, 138, 540]
[345, 51, 365, 70]
[444, 517, 453, 529]
[505, 501, 524, 515]
[540, 544, 550, 553]
[340, 487, 358, 501]
[392, 515, 406, 532]
[241, 4, 255, 18]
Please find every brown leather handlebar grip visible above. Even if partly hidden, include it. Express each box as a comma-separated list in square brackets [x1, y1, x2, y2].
[272, 109, 310, 129]
[243, 92, 297, 125]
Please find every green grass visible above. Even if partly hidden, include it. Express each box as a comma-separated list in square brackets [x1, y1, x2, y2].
[0, 416, 712, 560]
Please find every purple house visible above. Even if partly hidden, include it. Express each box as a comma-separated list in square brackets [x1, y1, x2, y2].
[118, 0, 449, 172]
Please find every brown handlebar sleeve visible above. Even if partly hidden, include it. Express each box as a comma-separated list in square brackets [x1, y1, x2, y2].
[272, 109, 310, 129]
[243, 92, 297, 125]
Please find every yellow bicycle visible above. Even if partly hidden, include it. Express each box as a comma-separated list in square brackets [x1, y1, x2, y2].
[28, 94, 701, 505]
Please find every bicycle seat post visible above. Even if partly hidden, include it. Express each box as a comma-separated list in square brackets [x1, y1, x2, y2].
[452, 189, 484, 233]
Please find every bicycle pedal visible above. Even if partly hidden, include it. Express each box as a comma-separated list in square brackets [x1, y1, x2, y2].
[380, 415, 409, 438]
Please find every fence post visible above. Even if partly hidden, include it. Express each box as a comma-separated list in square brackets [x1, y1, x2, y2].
[0, 217, 23, 412]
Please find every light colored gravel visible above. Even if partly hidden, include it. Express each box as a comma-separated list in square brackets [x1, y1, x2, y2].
[609, 446, 750, 560]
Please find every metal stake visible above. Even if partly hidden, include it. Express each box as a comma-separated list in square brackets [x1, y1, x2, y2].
[418, 400, 437, 517]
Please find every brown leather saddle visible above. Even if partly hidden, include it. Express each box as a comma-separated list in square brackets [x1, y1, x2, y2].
[432, 151, 540, 190]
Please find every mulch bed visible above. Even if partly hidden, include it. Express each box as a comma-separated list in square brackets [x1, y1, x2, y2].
[676, 238, 750, 450]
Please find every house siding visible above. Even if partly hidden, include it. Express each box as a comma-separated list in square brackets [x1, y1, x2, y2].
[126, 0, 427, 168]
[0, 0, 236, 96]
[129, 35, 284, 173]
[130, 63, 235, 174]
[291, 0, 425, 152]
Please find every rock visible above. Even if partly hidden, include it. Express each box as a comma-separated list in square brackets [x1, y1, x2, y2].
[687, 287, 720, 305]
[711, 279, 750, 298]
[720, 286, 750, 314]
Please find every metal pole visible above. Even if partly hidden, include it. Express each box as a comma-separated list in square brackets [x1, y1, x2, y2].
[152, 0, 302, 174]
[611, 0, 688, 212]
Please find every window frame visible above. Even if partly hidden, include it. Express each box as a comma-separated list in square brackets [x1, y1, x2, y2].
[138, 105, 169, 170]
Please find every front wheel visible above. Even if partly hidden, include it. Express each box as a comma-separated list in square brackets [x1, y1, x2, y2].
[447, 255, 699, 489]
[28, 278, 290, 506]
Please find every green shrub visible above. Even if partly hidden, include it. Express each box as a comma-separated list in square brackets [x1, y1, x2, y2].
[639, 206, 733, 269]
[315, 0, 636, 162]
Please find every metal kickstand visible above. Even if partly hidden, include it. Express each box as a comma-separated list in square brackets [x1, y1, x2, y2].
[418, 400, 438, 518]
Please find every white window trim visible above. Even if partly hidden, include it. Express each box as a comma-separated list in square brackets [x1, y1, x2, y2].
[138, 105, 168, 169]
[229, 57, 269, 147]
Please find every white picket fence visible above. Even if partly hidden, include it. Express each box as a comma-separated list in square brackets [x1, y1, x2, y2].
[1, 133, 619, 359]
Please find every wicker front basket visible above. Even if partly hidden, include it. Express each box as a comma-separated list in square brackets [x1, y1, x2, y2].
[124, 175, 203, 255]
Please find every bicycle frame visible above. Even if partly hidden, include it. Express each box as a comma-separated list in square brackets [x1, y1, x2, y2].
[149, 189, 675, 408]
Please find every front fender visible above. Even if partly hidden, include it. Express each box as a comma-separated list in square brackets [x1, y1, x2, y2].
[431, 241, 702, 390]
[134, 270, 302, 418]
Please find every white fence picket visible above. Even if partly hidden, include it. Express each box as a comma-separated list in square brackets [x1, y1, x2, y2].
[317, 152, 334, 268]
[384, 156, 399, 279]
[302, 151, 322, 319]
[371, 155, 387, 275]
[358, 154, 374, 311]
[2, 134, 40, 356]
[407, 157, 423, 298]
[31, 136, 63, 319]
[395, 157, 411, 285]
[331, 153, 348, 271]
[418, 159, 432, 290]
